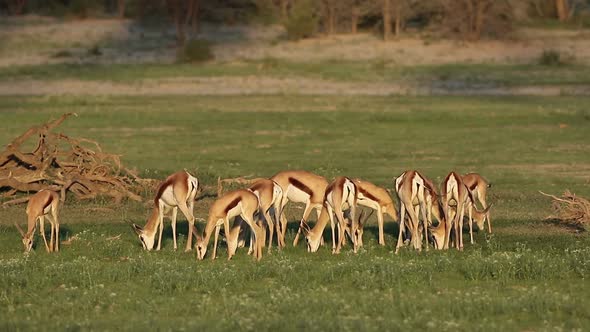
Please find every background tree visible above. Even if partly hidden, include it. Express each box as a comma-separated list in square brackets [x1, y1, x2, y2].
[555, 0, 570, 21]
[5, 0, 26, 15]
[439, 0, 513, 41]
[381, 0, 413, 40]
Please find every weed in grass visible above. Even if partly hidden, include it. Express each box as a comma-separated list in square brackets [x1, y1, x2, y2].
[0, 95, 589, 330]
[539, 49, 562, 66]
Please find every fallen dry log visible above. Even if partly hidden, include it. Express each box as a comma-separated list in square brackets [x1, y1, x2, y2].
[0, 113, 151, 205]
[540, 190, 590, 231]
[216, 175, 265, 197]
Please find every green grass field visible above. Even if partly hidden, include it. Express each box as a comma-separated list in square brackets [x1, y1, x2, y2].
[3, 61, 590, 86]
[1, 94, 590, 330]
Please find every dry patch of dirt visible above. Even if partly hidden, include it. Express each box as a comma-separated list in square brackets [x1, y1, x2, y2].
[493, 163, 590, 181]
[2, 77, 590, 96]
[1, 17, 589, 67]
[88, 126, 180, 137]
[496, 222, 580, 236]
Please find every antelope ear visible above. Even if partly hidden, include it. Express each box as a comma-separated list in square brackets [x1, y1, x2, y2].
[301, 221, 311, 236]
[191, 225, 202, 241]
[14, 223, 25, 238]
[132, 224, 143, 236]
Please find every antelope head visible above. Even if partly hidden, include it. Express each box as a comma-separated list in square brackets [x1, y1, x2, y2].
[301, 221, 321, 253]
[351, 209, 373, 250]
[473, 204, 492, 230]
[15, 223, 33, 252]
[132, 223, 156, 251]
[223, 227, 241, 259]
[428, 222, 446, 250]
[195, 226, 207, 260]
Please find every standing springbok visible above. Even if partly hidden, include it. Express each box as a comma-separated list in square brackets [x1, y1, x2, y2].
[462, 173, 492, 233]
[15, 189, 60, 253]
[270, 170, 329, 247]
[441, 171, 474, 250]
[248, 179, 283, 250]
[302, 205, 372, 253]
[325, 176, 358, 253]
[132, 170, 199, 252]
[301, 177, 361, 253]
[394, 171, 444, 253]
[195, 189, 265, 261]
[352, 178, 399, 246]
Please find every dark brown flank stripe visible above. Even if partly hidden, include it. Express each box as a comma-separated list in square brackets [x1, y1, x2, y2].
[468, 182, 478, 191]
[179, 172, 189, 197]
[357, 186, 380, 204]
[224, 197, 241, 214]
[323, 180, 337, 201]
[42, 193, 53, 210]
[249, 181, 266, 192]
[288, 177, 314, 197]
[154, 176, 176, 205]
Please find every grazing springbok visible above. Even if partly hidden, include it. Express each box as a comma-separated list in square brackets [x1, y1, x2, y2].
[394, 171, 444, 253]
[462, 173, 492, 233]
[195, 189, 265, 261]
[248, 179, 283, 250]
[302, 205, 372, 253]
[441, 171, 475, 250]
[270, 170, 328, 247]
[301, 177, 365, 253]
[132, 170, 199, 251]
[471, 204, 492, 234]
[15, 189, 60, 253]
[352, 178, 399, 246]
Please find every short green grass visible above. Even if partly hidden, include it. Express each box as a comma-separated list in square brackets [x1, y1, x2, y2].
[3, 61, 590, 86]
[0, 94, 589, 330]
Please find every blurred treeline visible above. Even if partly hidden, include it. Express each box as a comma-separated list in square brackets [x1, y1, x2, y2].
[1, 0, 590, 42]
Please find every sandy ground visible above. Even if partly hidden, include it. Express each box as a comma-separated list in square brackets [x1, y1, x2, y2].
[1, 77, 589, 96]
[1, 17, 589, 67]
[1, 17, 590, 96]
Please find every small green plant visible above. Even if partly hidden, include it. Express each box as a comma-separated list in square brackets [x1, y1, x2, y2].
[87, 45, 102, 56]
[177, 39, 214, 63]
[254, 0, 279, 25]
[69, 0, 100, 19]
[51, 50, 73, 58]
[283, 0, 318, 41]
[539, 50, 562, 66]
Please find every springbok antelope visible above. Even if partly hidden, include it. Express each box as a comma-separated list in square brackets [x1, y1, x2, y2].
[132, 170, 199, 252]
[352, 178, 399, 246]
[270, 170, 329, 247]
[325, 176, 358, 253]
[394, 171, 444, 253]
[462, 173, 492, 233]
[429, 220, 447, 250]
[15, 189, 60, 253]
[441, 171, 474, 250]
[302, 203, 372, 253]
[248, 179, 283, 250]
[195, 189, 265, 261]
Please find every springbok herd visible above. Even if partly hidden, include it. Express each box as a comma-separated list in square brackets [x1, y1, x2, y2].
[15, 170, 492, 261]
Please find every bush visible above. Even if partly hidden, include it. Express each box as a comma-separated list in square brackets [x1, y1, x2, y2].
[539, 50, 562, 66]
[254, 0, 279, 25]
[283, 0, 319, 41]
[177, 39, 214, 63]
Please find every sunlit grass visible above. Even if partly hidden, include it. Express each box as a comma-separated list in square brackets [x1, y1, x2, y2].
[0, 94, 589, 330]
[2, 61, 590, 86]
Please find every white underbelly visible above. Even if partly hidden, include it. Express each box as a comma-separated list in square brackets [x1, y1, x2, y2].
[357, 197, 379, 210]
[226, 203, 242, 220]
[159, 187, 178, 207]
[286, 185, 310, 204]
